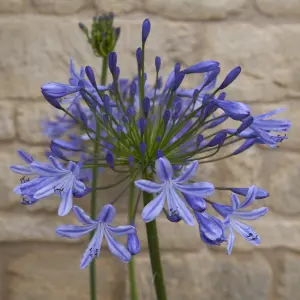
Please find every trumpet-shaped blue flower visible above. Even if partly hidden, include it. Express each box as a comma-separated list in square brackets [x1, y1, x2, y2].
[56, 205, 135, 269]
[227, 108, 291, 147]
[135, 157, 214, 225]
[211, 185, 268, 254]
[13, 156, 86, 216]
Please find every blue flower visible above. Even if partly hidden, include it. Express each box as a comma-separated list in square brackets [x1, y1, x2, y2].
[56, 205, 135, 269]
[13, 156, 86, 216]
[195, 211, 226, 246]
[135, 157, 214, 225]
[227, 108, 291, 147]
[211, 185, 268, 254]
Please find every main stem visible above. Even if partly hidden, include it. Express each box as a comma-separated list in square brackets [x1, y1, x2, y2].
[143, 188, 167, 300]
[128, 182, 138, 300]
[89, 56, 108, 300]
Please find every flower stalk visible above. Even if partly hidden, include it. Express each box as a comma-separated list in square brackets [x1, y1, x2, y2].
[142, 174, 167, 300]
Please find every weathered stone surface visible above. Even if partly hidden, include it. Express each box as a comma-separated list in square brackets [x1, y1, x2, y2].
[16, 102, 56, 144]
[94, 0, 142, 14]
[257, 150, 300, 215]
[0, 212, 78, 242]
[0, 102, 15, 140]
[7, 248, 125, 300]
[278, 253, 300, 300]
[126, 250, 272, 300]
[32, 0, 87, 14]
[145, 0, 246, 20]
[0, 0, 24, 12]
[201, 23, 300, 102]
[256, 0, 300, 17]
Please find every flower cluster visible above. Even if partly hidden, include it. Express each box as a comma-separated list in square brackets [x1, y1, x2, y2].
[10, 16, 291, 268]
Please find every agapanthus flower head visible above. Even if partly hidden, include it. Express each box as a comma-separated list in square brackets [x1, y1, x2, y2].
[10, 16, 291, 269]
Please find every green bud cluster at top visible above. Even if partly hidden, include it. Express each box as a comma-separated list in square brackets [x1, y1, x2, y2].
[79, 13, 121, 58]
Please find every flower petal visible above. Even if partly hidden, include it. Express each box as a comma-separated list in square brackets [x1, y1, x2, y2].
[73, 205, 96, 225]
[80, 224, 104, 269]
[104, 228, 131, 263]
[17, 149, 34, 164]
[155, 157, 173, 182]
[233, 207, 268, 220]
[231, 193, 240, 210]
[227, 228, 235, 255]
[175, 182, 214, 197]
[134, 180, 164, 193]
[56, 224, 96, 239]
[97, 204, 116, 224]
[73, 179, 86, 193]
[169, 188, 194, 226]
[173, 160, 198, 183]
[231, 219, 261, 245]
[33, 177, 65, 199]
[239, 185, 257, 209]
[30, 161, 67, 176]
[58, 186, 74, 216]
[10, 165, 34, 175]
[107, 225, 135, 236]
[141, 190, 166, 223]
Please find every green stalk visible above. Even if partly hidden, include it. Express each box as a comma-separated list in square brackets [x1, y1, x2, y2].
[128, 182, 138, 300]
[143, 173, 167, 300]
[89, 56, 108, 300]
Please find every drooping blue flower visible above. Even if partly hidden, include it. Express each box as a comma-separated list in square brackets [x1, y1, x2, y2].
[227, 108, 291, 147]
[135, 157, 214, 225]
[211, 185, 268, 254]
[13, 156, 86, 216]
[56, 205, 135, 268]
[195, 211, 226, 246]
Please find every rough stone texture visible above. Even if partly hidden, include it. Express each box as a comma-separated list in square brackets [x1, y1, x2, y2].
[0, 212, 79, 242]
[125, 250, 272, 300]
[16, 102, 57, 144]
[145, 0, 246, 20]
[259, 150, 300, 215]
[0, 0, 24, 12]
[7, 248, 126, 300]
[278, 253, 300, 300]
[256, 0, 300, 17]
[0, 102, 15, 140]
[201, 23, 300, 103]
[32, 0, 87, 14]
[94, 0, 142, 14]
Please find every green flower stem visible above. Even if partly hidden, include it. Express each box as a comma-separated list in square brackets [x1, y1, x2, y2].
[128, 182, 138, 300]
[142, 177, 167, 300]
[89, 56, 108, 300]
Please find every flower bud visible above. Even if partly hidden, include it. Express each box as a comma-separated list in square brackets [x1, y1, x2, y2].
[85, 66, 97, 88]
[155, 56, 161, 73]
[136, 47, 142, 71]
[108, 52, 117, 76]
[140, 142, 146, 156]
[219, 66, 241, 90]
[142, 19, 151, 44]
[183, 61, 219, 74]
[127, 230, 141, 255]
[139, 117, 147, 135]
[105, 152, 114, 169]
[143, 97, 150, 117]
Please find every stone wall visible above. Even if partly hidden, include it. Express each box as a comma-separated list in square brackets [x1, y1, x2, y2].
[0, 0, 300, 299]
